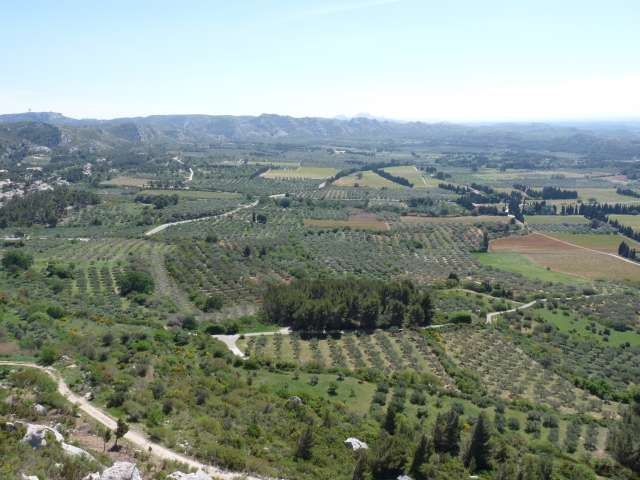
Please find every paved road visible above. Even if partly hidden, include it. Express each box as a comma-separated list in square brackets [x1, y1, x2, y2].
[0, 361, 275, 480]
[145, 200, 259, 237]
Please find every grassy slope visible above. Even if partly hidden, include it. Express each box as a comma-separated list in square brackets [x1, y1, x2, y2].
[537, 309, 640, 347]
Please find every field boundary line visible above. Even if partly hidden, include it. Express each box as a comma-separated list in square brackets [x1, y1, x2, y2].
[534, 231, 640, 268]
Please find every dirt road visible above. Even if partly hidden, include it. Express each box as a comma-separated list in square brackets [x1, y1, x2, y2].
[145, 200, 259, 237]
[0, 361, 275, 480]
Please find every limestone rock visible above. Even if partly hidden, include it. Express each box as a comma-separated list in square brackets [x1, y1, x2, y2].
[167, 471, 212, 480]
[99, 462, 142, 480]
[344, 437, 368, 450]
[22, 423, 63, 447]
[21, 423, 93, 459]
[287, 395, 303, 408]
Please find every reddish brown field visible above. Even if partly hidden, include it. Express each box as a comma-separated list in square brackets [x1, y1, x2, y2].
[490, 233, 640, 282]
[400, 215, 510, 225]
[304, 212, 389, 231]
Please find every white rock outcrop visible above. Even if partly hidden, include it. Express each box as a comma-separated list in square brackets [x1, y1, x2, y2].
[83, 462, 142, 480]
[21, 423, 94, 460]
[168, 471, 212, 480]
[344, 437, 368, 450]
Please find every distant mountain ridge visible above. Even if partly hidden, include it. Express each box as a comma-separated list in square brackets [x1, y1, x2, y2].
[1, 112, 639, 159]
[0, 111, 473, 146]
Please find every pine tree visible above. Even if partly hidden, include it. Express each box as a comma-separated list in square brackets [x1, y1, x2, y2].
[420, 292, 433, 325]
[114, 418, 129, 449]
[383, 405, 397, 434]
[463, 412, 492, 472]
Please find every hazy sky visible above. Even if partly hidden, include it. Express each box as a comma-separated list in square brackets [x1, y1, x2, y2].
[1, 0, 639, 121]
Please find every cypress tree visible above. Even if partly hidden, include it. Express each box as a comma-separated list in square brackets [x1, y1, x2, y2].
[409, 432, 432, 479]
[464, 412, 492, 472]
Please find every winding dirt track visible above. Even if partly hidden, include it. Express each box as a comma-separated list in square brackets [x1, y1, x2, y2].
[0, 361, 275, 480]
[144, 200, 259, 237]
[485, 299, 541, 324]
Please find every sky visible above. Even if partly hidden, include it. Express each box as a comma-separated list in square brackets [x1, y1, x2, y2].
[1, 0, 639, 122]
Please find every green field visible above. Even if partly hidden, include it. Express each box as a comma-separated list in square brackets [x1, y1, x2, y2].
[543, 188, 640, 207]
[609, 214, 640, 230]
[548, 232, 640, 252]
[382, 165, 440, 188]
[253, 371, 376, 415]
[100, 176, 151, 187]
[526, 215, 589, 225]
[474, 252, 585, 284]
[334, 169, 403, 188]
[537, 308, 640, 348]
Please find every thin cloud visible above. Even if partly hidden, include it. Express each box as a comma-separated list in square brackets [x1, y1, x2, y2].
[300, 0, 401, 18]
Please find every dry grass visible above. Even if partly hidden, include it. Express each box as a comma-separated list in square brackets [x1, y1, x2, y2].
[0, 342, 22, 356]
[400, 215, 510, 225]
[100, 176, 151, 187]
[261, 166, 338, 180]
[334, 170, 403, 188]
[304, 213, 389, 231]
[490, 233, 640, 281]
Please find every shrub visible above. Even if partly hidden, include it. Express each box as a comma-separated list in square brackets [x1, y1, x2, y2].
[46, 304, 65, 319]
[507, 417, 520, 431]
[449, 311, 472, 324]
[117, 270, 154, 296]
[2, 250, 33, 273]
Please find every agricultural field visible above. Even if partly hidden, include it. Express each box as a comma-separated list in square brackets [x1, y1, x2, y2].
[334, 170, 403, 188]
[547, 232, 640, 253]
[382, 165, 441, 188]
[439, 326, 615, 416]
[303, 212, 389, 231]
[525, 215, 589, 225]
[534, 307, 640, 348]
[2, 125, 640, 480]
[138, 189, 242, 199]
[261, 166, 338, 180]
[475, 252, 586, 285]
[100, 175, 152, 187]
[499, 303, 640, 402]
[400, 215, 511, 225]
[609, 214, 640, 230]
[238, 329, 455, 388]
[524, 215, 600, 233]
[489, 233, 640, 282]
